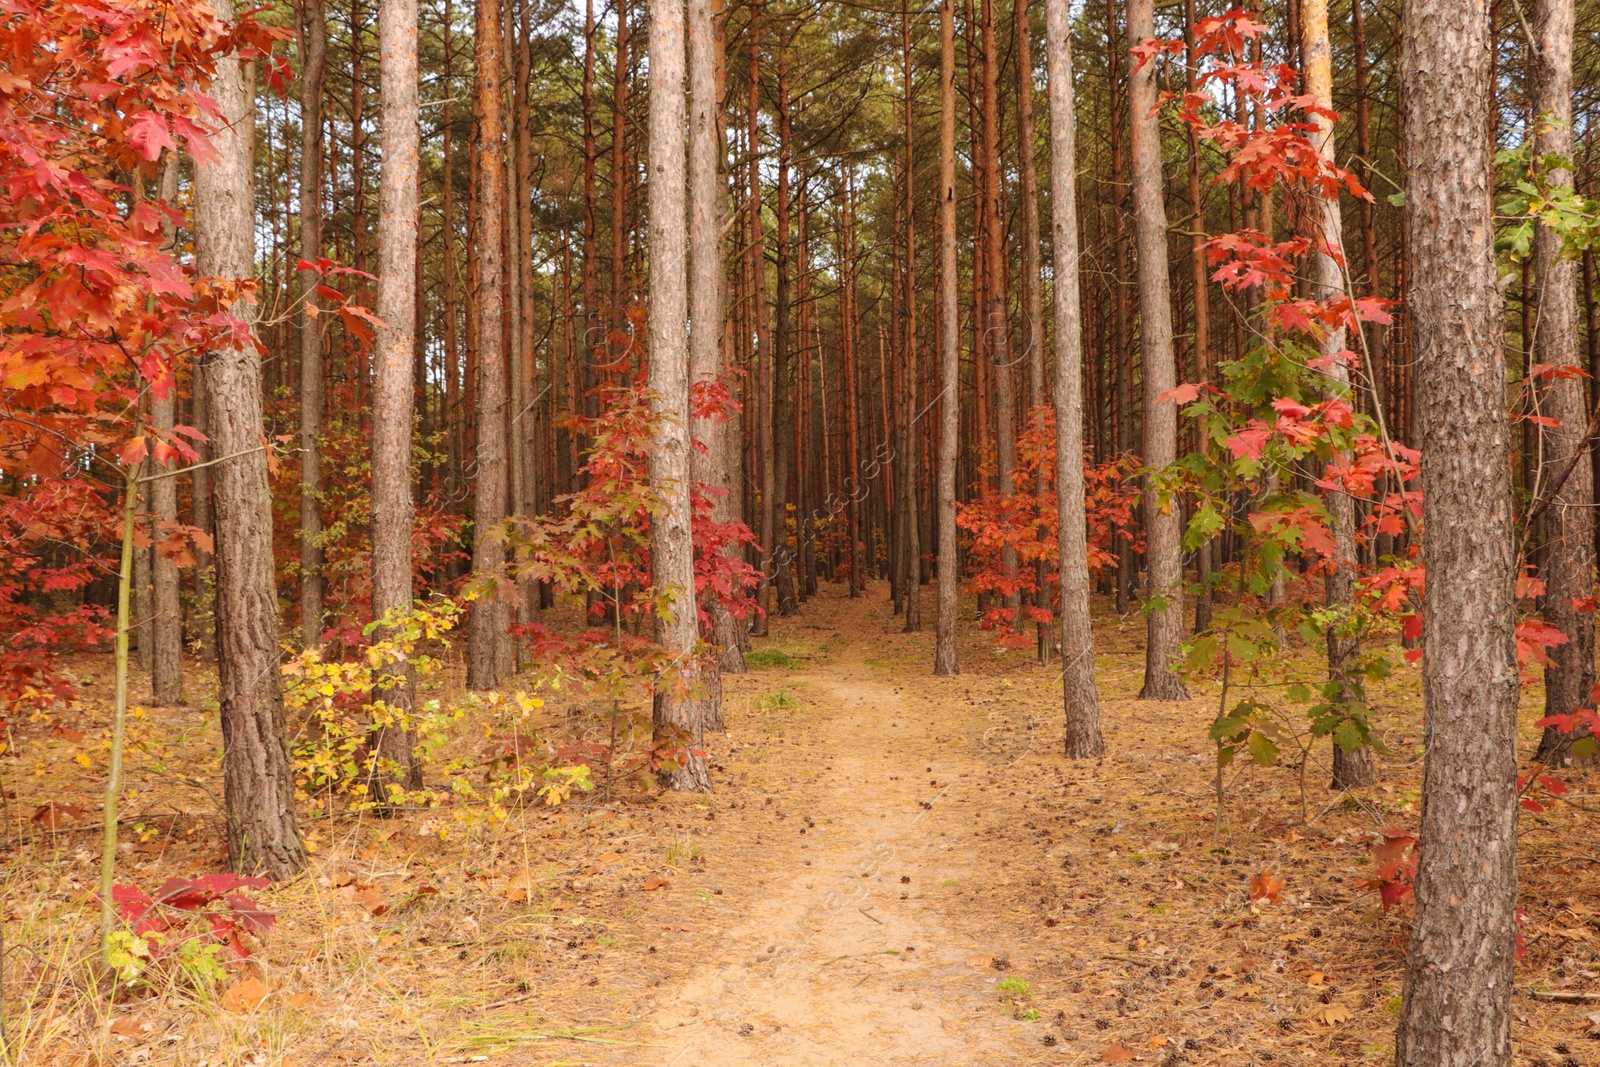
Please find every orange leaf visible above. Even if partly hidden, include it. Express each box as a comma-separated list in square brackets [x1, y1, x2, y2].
[642, 878, 671, 891]
[1101, 1043, 1138, 1062]
[220, 976, 270, 1013]
[1248, 869, 1285, 903]
[109, 1016, 149, 1036]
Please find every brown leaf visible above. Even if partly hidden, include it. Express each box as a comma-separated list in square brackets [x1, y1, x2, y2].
[352, 886, 388, 916]
[109, 1016, 149, 1036]
[220, 976, 270, 1013]
[965, 954, 994, 969]
[31, 802, 87, 830]
[285, 991, 318, 1010]
[1309, 1003, 1352, 1027]
[594, 851, 626, 866]
[1305, 970, 1327, 987]
[1248, 869, 1285, 903]
[1101, 1043, 1138, 1062]
[643, 878, 671, 891]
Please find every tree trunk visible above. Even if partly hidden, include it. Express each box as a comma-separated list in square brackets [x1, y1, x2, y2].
[935, 0, 960, 675]
[466, 0, 511, 690]
[901, 0, 921, 634]
[1044, 0, 1103, 757]
[1107, 0, 1134, 617]
[747, 1, 773, 635]
[981, 0, 1018, 626]
[1129, 0, 1187, 700]
[610, 0, 631, 370]
[1303, 0, 1373, 788]
[1394, 3, 1520, 1063]
[688, 0, 740, 706]
[1531, 0, 1592, 766]
[297, 0, 326, 649]
[193, 0, 305, 877]
[647, 0, 710, 792]
[371, 0, 421, 794]
[772, 39, 797, 617]
[151, 156, 184, 706]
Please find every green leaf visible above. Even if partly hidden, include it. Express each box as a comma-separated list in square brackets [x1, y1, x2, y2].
[1386, 191, 1406, 207]
[1246, 731, 1280, 767]
[1332, 718, 1365, 753]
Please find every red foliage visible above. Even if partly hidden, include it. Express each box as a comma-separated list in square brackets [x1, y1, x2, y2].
[0, 0, 285, 707]
[956, 406, 1136, 643]
[111, 873, 275, 959]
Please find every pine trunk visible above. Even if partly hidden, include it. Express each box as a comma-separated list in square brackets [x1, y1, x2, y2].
[647, 0, 710, 791]
[1044, 0, 1103, 756]
[466, 0, 511, 690]
[1395, 3, 1519, 1062]
[1531, 0, 1592, 765]
[371, 0, 421, 793]
[193, 0, 304, 877]
[935, 0, 961, 675]
[1129, 0, 1187, 700]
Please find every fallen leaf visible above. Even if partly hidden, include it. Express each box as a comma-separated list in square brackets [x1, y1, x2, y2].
[1248, 869, 1285, 903]
[966, 954, 994, 969]
[286, 991, 318, 1009]
[109, 1016, 149, 1036]
[50, 722, 85, 743]
[31, 803, 87, 830]
[594, 851, 625, 866]
[352, 886, 388, 916]
[503, 885, 528, 903]
[1305, 971, 1327, 987]
[1145, 1035, 1169, 1048]
[661, 922, 700, 932]
[220, 976, 270, 1013]
[1101, 1043, 1138, 1062]
[1309, 1003, 1352, 1027]
[643, 878, 671, 891]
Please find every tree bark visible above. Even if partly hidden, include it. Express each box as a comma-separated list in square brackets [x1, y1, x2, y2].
[371, 0, 421, 794]
[981, 0, 1018, 622]
[747, 0, 774, 634]
[901, 0, 921, 634]
[1044, 0, 1103, 757]
[1395, 2, 1520, 1063]
[151, 156, 184, 706]
[1129, 0, 1187, 700]
[1303, 0, 1373, 788]
[193, 0, 305, 877]
[688, 0, 740, 707]
[647, 0, 710, 792]
[771, 38, 797, 617]
[466, 0, 511, 690]
[297, 0, 326, 649]
[935, 0, 960, 675]
[1107, 0, 1134, 617]
[1531, 0, 1592, 765]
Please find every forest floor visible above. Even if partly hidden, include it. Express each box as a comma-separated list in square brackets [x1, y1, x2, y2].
[4, 582, 1600, 1067]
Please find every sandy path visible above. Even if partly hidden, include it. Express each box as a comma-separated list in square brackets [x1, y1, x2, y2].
[614, 628, 1043, 1066]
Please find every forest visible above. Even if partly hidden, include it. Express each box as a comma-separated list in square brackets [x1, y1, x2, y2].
[0, 0, 1595, 1061]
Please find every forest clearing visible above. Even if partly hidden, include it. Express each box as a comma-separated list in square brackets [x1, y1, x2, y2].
[0, 0, 1590, 1060]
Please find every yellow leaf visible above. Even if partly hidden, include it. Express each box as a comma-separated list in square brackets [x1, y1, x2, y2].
[74, 753, 91, 767]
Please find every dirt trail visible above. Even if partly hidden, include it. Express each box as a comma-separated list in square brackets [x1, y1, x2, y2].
[616, 608, 1042, 1065]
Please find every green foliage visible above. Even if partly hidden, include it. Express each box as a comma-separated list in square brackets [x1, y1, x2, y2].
[743, 649, 795, 670]
[758, 686, 802, 710]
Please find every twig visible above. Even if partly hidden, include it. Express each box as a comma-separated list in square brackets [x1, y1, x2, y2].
[1525, 989, 1600, 1003]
